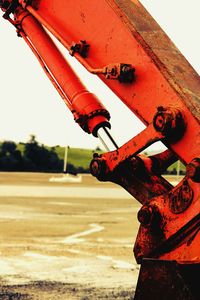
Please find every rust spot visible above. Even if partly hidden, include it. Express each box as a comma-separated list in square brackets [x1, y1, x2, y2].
[80, 11, 86, 23]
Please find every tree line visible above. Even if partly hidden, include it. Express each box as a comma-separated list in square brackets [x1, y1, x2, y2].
[0, 135, 89, 173]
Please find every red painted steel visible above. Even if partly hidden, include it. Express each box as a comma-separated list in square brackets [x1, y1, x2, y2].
[18, 0, 200, 164]
[14, 7, 111, 137]
[0, 0, 200, 296]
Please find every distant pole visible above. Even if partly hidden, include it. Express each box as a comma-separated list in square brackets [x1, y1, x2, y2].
[63, 146, 68, 173]
[177, 160, 180, 180]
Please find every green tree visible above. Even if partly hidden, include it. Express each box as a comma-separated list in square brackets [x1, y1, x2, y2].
[0, 141, 23, 171]
[24, 135, 62, 172]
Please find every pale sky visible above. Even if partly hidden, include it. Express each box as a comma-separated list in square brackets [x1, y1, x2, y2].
[0, 1, 199, 150]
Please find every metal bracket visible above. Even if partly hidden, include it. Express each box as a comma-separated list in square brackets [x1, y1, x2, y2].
[1, 0, 19, 19]
[102, 63, 135, 83]
[69, 40, 90, 58]
[69, 41, 135, 83]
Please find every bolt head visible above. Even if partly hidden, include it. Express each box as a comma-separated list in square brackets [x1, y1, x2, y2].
[154, 115, 165, 131]
[119, 64, 135, 83]
[90, 159, 107, 180]
[90, 161, 100, 177]
[153, 107, 185, 141]
[137, 206, 153, 226]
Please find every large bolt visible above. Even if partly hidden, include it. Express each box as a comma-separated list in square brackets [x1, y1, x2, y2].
[90, 160, 100, 177]
[137, 205, 153, 226]
[90, 158, 107, 180]
[153, 107, 185, 140]
[119, 64, 135, 83]
[186, 158, 200, 182]
[153, 107, 171, 133]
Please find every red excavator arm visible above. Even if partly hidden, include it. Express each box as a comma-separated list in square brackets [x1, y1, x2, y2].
[1, 1, 200, 299]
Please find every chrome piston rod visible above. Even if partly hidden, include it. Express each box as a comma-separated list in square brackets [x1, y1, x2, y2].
[97, 127, 118, 151]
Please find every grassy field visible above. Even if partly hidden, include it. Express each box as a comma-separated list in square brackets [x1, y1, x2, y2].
[167, 160, 185, 174]
[53, 146, 102, 169]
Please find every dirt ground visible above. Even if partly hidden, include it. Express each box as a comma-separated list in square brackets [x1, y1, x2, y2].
[0, 172, 181, 299]
[0, 172, 143, 299]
